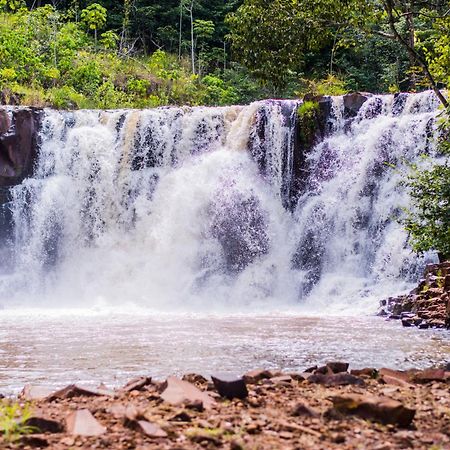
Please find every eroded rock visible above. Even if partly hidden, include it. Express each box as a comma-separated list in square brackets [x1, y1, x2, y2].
[331, 394, 415, 427]
[211, 374, 248, 400]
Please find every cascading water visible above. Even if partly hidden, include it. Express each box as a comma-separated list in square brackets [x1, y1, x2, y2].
[0, 91, 442, 313]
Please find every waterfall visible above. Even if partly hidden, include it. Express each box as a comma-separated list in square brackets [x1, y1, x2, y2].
[0, 92, 442, 313]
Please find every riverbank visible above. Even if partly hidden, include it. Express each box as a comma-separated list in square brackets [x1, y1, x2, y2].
[380, 261, 450, 329]
[1, 363, 449, 449]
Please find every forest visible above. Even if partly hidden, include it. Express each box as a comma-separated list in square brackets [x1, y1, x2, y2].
[0, 0, 448, 109]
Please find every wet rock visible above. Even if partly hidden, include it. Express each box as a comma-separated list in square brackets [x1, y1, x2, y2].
[211, 374, 248, 400]
[160, 376, 215, 410]
[47, 384, 114, 401]
[331, 394, 415, 427]
[343, 93, 371, 118]
[243, 369, 273, 384]
[126, 420, 168, 438]
[120, 376, 152, 393]
[326, 362, 349, 374]
[308, 372, 365, 387]
[66, 409, 107, 436]
[0, 108, 42, 188]
[24, 416, 64, 433]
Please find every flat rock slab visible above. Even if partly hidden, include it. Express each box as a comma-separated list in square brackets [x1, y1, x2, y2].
[211, 374, 248, 399]
[331, 394, 415, 428]
[66, 409, 106, 436]
[120, 376, 152, 393]
[160, 376, 215, 410]
[48, 384, 114, 401]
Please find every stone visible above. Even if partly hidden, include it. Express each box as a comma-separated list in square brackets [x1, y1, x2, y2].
[211, 374, 248, 400]
[308, 372, 365, 386]
[24, 416, 64, 433]
[182, 373, 208, 385]
[21, 385, 54, 401]
[291, 402, 320, 418]
[120, 376, 152, 392]
[19, 435, 49, 448]
[66, 409, 106, 436]
[343, 92, 371, 118]
[351, 368, 378, 378]
[126, 420, 168, 438]
[413, 369, 446, 383]
[326, 362, 349, 374]
[380, 375, 414, 389]
[0, 108, 42, 188]
[379, 368, 412, 384]
[160, 376, 215, 410]
[331, 394, 415, 427]
[47, 384, 114, 401]
[243, 369, 273, 384]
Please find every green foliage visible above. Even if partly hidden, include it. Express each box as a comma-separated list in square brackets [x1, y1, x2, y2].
[81, 3, 107, 32]
[0, 0, 23, 12]
[296, 75, 349, 97]
[297, 100, 320, 146]
[404, 114, 450, 260]
[0, 400, 35, 443]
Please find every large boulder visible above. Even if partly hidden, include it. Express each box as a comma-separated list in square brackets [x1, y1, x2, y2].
[343, 92, 371, 118]
[0, 107, 42, 190]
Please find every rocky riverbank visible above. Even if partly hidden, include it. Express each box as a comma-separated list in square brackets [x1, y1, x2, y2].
[380, 261, 450, 329]
[1, 363, 449, 449]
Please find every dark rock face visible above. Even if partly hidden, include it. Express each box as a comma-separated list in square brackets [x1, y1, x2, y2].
[0, 107, 42, 189]
[343, 93, 371, 119]
[211, 374, 248, 400]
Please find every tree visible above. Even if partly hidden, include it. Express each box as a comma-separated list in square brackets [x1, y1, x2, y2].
[81, 2, 107, 45]
[0, 0, 24, 11]
[226, 0, 370, 90]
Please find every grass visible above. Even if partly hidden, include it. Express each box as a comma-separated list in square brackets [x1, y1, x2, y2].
[0, 400, 35, 443]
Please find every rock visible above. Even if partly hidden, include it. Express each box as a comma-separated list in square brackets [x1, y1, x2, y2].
[47, 384, 114, 401]
[268, 375, 293, 385]
[126, 420, 168, 438]
[331, 394, 415, 427]
[24, 416, 64, 433]
[19, 435, 49, 448]
[120, 376, 152, 392]
[379, 368, 412, 384]
[66, 409, 106, 436]
[243, 369, 273, 384]
[308, 372, 365, 386]
[21, 385, 55, 401]
[182, 373, 208, 385]
[343, 92, 371, 118]
[0, 108, 42, 188]
[291, 402, 320, 418]
[380, 375, 414, 389]
[351, 368, 378, 378]
[326, 362, 349, 374]
[413, 369, 446, 383]
[211, 374, 248, 400]
[160, 376, 215, 410]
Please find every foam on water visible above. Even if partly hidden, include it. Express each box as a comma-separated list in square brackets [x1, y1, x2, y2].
[0, 92, 443, 314]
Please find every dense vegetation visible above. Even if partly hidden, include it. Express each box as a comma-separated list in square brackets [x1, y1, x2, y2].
[0, 0, 448, 259]
[0, 0, 447, 109]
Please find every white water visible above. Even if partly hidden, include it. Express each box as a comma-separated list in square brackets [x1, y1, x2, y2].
[0, 92, 443, 314]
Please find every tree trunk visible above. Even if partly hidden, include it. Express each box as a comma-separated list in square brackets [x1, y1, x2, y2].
[383, 0, 448, 108]
[189, 1, 195, 74]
